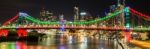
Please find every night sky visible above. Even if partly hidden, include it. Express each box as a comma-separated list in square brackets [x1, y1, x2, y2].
[0, 0, 150, 24]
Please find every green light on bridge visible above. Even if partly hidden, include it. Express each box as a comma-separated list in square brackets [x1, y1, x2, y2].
[125, 23, 130, 28]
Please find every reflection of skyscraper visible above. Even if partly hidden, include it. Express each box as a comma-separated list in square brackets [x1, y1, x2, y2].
[74, 6, 79, 21]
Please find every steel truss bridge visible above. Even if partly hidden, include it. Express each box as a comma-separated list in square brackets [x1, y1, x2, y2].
[0, 6, 150, 38]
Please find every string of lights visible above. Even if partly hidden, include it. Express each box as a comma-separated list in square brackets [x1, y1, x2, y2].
[22, 9, 123, 25]
[3, 13, 19, 25]
[129, 7, 150, 19]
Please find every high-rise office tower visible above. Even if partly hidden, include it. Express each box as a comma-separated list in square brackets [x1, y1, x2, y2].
[74, 6, 79, 21]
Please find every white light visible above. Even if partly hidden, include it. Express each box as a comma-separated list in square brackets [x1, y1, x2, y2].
[19, 12, 29, 17]
[80, 12, 87, 16]
[69, 22, 73, 23]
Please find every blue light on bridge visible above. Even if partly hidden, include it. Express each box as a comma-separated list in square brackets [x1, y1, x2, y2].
[60, 20, 65, 33]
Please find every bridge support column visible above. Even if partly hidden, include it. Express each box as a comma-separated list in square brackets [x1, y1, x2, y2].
[17, 29, 27, 37]
[124, 31, 132, 42]
[0, 29, 9, 37]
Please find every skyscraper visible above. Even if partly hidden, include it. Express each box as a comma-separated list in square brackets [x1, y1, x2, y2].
[74, 6, 79, 21]
[80, 12, 87, 21]
[40, 8, 55, 21]
[40, 8, 53, 17]
[40, 8, 46, 17]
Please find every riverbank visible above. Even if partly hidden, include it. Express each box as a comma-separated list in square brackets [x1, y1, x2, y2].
[130, 40, 150, 49]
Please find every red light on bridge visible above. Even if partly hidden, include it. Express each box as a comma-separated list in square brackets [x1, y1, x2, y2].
[0, 29, 8, 37]
[3, 13, 19, 25]
[17, 29, 27, 37]
[130, 7, 150, 19]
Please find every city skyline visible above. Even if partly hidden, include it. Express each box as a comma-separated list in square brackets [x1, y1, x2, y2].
[0, 0, 150, 23]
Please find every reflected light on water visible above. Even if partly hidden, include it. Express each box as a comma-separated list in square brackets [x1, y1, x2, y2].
[0, 33, 117, 49]
[37, 46, 42, 49]
[79, 42, 87, 49]
[28, 46, 33, 49]
[8, 42, 15, 49]
[16, 42, 27, 49]
[78, 36, 88, 49]
[60, 35, 65, 45]
[1, 43, 7, 49]
[59, 45, 66, 49]
[68, 36, 73, 44]
[16, 42, 19, 49]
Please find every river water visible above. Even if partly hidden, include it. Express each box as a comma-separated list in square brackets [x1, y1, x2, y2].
[0, 31, 121, 49]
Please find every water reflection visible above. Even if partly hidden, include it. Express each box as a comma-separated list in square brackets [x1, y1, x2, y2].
[0, 34, 116, 49]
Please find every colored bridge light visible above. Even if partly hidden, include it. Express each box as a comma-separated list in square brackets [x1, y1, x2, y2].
[124, 7, 129, 12]
[125, 23, 130, 28]
[21, 8, 123, 25]
[19, 12, 29, 17]
[125, 7, 131, 28]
